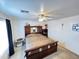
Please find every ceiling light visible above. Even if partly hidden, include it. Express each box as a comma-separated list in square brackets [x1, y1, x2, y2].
[38, 16, 47, 22]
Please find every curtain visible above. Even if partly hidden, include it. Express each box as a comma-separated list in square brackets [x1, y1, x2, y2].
[6, 19, 14, 56]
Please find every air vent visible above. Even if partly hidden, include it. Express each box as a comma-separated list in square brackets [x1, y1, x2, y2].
[21, 10, 29, 13]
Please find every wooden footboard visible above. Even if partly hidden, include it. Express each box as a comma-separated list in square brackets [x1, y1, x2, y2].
[25, 41, 58, 59]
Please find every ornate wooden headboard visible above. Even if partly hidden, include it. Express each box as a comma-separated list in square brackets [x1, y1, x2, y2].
[25, 25, 42, 36]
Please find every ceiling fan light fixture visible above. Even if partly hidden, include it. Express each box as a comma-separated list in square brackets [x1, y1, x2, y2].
[39, 18, 44, 22]
[38, 16, 47, 22]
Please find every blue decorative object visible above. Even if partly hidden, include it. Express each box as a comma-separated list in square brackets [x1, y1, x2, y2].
[72, 24, 79, 32]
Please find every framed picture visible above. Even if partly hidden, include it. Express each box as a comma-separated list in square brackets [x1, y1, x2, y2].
[72, 24, 79, 32]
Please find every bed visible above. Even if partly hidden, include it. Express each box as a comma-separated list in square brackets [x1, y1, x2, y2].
[25, 34, 58, 59]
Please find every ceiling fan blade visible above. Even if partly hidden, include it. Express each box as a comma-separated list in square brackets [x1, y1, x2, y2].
[47, 10, 62, 17]
[47, 17, 53, 19]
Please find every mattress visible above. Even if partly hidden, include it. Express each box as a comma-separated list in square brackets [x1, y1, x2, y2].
[26, 34, 55, 51]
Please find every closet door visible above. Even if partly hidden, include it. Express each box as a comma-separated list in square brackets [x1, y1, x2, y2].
[6, 19, 14, 56]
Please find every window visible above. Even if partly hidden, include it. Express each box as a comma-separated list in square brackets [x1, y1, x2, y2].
[0, 20, 8, 57]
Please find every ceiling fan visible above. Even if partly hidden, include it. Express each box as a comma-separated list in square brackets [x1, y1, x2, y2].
[21, 4, 54, 21]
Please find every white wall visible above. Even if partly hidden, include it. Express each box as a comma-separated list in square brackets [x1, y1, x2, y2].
[0, 20, 9, 59]
[0, 12, 7, 19]
[12, 19, 41, 41]
[47, 15, 79, 55]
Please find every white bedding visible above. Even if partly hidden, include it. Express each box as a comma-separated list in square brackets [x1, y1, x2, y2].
[26, 34, 55, 50]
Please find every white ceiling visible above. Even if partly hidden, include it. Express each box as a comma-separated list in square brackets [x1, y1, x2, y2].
[0, 0, 79, 21]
